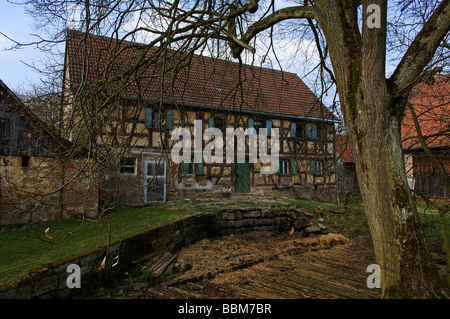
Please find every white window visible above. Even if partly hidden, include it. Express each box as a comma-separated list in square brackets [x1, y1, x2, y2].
[280, 160, 289, 175]
[310, 160, 323, 176]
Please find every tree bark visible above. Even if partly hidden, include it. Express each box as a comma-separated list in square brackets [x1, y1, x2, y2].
[349, 89, 443, 298]
[313, 0, 444, 298]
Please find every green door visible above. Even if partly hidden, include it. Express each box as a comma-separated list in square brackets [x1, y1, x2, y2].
[235, 162, 251, 193]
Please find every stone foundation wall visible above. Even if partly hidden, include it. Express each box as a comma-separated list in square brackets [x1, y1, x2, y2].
[0, 156, 98, 225]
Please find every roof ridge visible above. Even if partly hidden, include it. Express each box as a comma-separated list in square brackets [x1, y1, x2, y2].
[65, 29, 300, 77]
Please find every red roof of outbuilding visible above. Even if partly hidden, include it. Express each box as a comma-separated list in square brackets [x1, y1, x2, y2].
[336, 135, 354, 163]
[402, 74, 450, 150]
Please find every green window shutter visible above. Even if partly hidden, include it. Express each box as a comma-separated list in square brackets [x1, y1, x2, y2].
[145, 108, 153, 128]
[208, 117, 214, 128]
[196, 159, 204, 175]
[310, 161, 316, 175]
[248, 119, 254, 135]
[266, 120, 272, 137]
[306, 124, 311, 138]
[166, 110, 173, 129]
[180, 161, 190, 174]
[276, 160, 280, 175]
[324, 160, 331, 174]
[312, 125, 317, 139]
[291, 160, 297, 175]
[290, 123, 296, 138]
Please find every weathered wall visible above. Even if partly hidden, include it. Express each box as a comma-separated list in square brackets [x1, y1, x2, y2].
[0, 156, 98, 225]
[411, 150, 450, 200]
[336, 161, 360, 200]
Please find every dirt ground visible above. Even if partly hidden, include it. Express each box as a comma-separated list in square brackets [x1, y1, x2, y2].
[95, 230, 380, 299]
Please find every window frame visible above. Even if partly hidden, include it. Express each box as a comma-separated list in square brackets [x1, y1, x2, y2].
[144, 160, 167, 203]
[119, 157, 137, 175]
[310, 160, 324, 176]
[279, 159, 290, 176]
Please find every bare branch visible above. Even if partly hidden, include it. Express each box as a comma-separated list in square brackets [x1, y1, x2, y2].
[388, 0, 450, 96]
[230, 6, 316, 58]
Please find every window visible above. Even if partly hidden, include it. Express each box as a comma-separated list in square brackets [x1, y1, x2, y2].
[310, 160, 323, 176]
[280, 160, 289, 175]
[145, 108, 152, 128]
[209, 117, 225, 130]
[290, 123, 296, 138]
[306, 124, 324, 140]
[119, 158, 136, 175]
[253, 121, 263, 134]
[266, 120, 272, 137]
[152, 110, 160, 128]
[165, 110, 173, 129]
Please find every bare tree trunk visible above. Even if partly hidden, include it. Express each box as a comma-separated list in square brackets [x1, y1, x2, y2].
[347, 96, 442, 298]
[314, 0, 444, 297]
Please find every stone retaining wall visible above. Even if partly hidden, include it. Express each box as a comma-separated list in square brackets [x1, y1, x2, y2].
[214, 207, 310, 235]
[0, 207, 310, 298]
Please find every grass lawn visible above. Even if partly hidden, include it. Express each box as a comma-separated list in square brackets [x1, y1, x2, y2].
[288, 198, 449, 249]
[0, 205, 197, 289]
[416, 202, 450, 251]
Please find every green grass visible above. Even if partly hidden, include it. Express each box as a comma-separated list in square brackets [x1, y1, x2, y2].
[0, 205, 196, 289]
[287, 198, 449, 246]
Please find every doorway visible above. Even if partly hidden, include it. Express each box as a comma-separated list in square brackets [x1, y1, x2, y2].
[144, 160, 166, 202]
[235, 161, 251, 193]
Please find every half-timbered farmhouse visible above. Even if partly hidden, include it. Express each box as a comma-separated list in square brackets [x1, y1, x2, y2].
[63, 30, 338, 205]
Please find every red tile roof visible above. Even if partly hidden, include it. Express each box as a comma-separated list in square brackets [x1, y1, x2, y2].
[65, 30, 337, 121]
[336, 135, 354, 163]
[402, 74, 450, 150]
